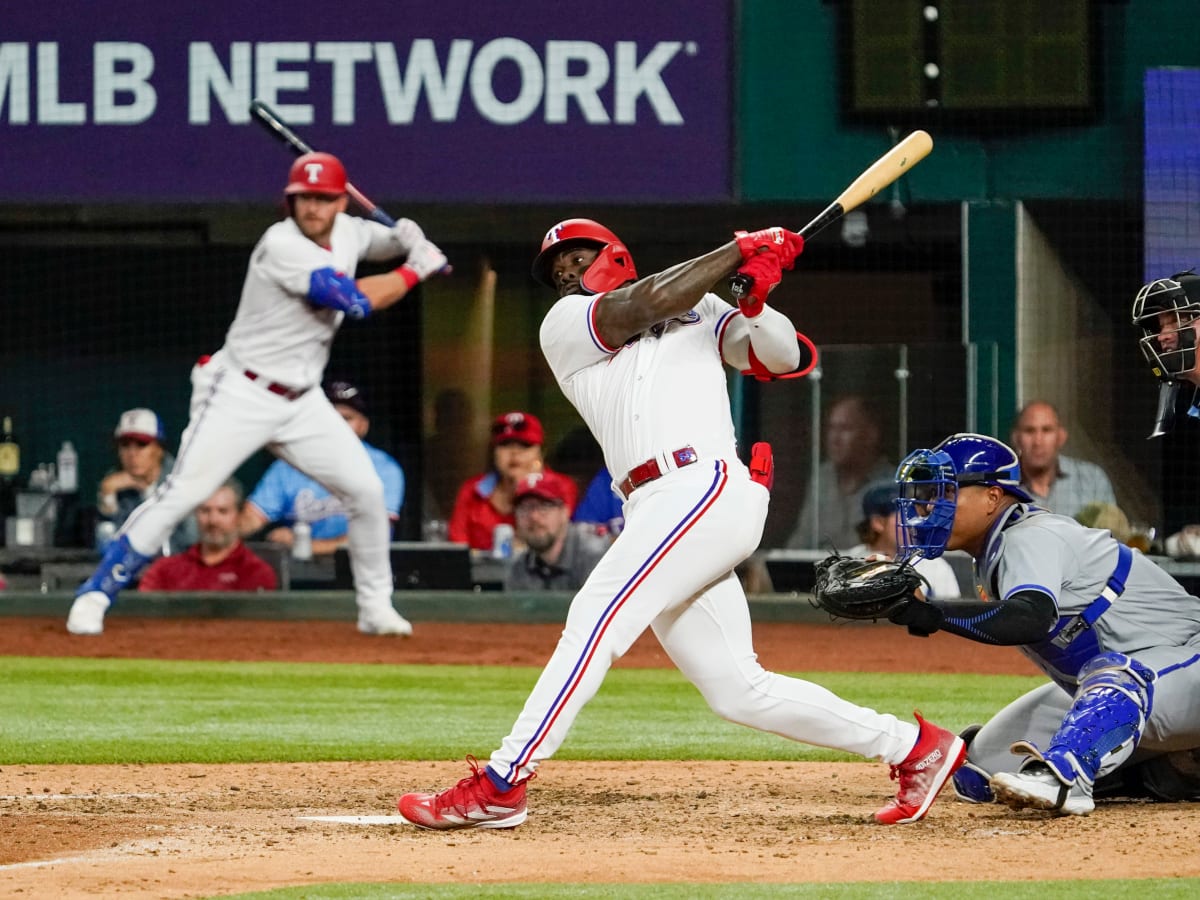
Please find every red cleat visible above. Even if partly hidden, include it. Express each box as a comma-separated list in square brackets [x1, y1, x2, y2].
[397, 756, 528, 830]
[875, 711, 967, 825]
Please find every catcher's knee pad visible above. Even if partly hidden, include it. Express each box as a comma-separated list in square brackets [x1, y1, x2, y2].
[1040, 652, 1155, 786]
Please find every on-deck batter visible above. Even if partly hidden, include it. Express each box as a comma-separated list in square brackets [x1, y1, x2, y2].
[397, 218, 966, 829]
[66, 152, 447, 637]
[888, 432, 1200, 813]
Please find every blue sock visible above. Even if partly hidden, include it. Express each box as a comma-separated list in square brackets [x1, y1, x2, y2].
[485, 766, 513, 793]
[78, 534, 152, 603]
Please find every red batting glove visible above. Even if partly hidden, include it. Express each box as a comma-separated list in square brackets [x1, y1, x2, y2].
[734, 227, 804, 270]
[730, 251, 783, 318]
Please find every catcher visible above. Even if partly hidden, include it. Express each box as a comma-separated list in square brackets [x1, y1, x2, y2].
[815, 432, 1200, 815]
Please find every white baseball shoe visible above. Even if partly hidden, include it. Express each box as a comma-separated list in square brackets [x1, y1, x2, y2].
[991, 763, 1095, 816]
[66, 591, 110, 636]
[357, 607, 413, 637]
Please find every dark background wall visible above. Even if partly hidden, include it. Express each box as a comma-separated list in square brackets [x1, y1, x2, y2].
[3, 0, 1200, 545]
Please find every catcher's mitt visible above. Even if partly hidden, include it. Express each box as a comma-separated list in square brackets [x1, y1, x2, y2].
[811, 555, 927, 622]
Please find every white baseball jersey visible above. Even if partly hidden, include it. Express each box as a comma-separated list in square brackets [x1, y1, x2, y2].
[487, 290, 928, 787]
[78, 210, 414, 632]
[539, 292, 744, 479]
[224, 214, 408, 389]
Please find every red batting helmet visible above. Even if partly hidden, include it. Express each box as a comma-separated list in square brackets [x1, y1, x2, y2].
[284, 152, 347, 197]
[531, 217, 638, 292]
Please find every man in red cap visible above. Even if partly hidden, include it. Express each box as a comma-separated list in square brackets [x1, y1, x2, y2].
[447, 411, 577, 552]
[505, 471, 607, 592]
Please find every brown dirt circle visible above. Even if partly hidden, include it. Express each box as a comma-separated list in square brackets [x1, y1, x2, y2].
[2, 617, 1197, 898]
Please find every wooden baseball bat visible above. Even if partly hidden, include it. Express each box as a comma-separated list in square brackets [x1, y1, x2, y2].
[249, 99, 397, 227]
[797, 130, 933, 239]
[728, 130, 932, 323]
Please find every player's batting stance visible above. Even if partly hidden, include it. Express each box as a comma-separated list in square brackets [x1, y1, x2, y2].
[396, 219, 965, 829]
[67, 152, 447, 637]
[853, 432, 1200, 813]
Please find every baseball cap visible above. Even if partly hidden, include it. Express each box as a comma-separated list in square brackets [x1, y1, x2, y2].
[490, 411, 544, 447]
[861, 481, 899, 519]
[514, 471, 574, 507]
[114, 408, 164, 443]
[325, 380, 367, 415]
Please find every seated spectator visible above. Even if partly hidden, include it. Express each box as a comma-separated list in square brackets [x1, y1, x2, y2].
[572, 465, 625, 537]
[239, 381, 405, 555]
[786, 393, 895, 550]
[847, 481, 961, 601]
[97, 408, 196, 556]
[138, 480, 277, 592]
[1166, 525, 1200, 560]
[1073, 501, 1134, 545]
[505, 471, 608, 592]
[1010, 400, 1117, 519]
[449, 411, 577, 552]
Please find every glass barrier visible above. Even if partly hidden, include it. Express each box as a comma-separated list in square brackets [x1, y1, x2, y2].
[754, 341, 998, 550]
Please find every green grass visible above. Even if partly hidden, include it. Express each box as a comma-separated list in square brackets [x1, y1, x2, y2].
[0, 656, 1039, 765]
[5, 658, 1192, 898]
[215, 879, 1200, 900]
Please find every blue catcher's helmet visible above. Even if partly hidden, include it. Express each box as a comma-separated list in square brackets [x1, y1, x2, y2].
[895, 433, 1032, 559]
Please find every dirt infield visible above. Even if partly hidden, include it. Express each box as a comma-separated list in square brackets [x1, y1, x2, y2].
[3, 617, 1197, 898]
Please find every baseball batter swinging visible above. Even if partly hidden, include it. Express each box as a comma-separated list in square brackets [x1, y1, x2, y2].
[66, 152, 447, 636]
[397, 218, 966, 829]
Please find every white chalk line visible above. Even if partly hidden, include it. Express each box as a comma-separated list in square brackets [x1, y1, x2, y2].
[298, 815, 408, 825]
[0, 792, 159, 801]
[0, 838, 180, 872]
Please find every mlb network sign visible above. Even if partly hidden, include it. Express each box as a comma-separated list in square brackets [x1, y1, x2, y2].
[1, 1, 732, 203]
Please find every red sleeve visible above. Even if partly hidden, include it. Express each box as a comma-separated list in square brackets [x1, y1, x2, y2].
[137, 558, 169, 591]
[250, 558, 278, 591]
[447, 479, 477, 544]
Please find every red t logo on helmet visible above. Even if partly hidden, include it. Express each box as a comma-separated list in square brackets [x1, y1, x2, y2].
[285, 152, 347, 197]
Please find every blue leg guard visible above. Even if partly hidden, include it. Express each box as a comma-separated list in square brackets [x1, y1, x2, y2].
[77, 534, 153, 604]
[1022, 652, 1156, 787]
[951, 725, 994, 803]
[953, 759, 994, 803]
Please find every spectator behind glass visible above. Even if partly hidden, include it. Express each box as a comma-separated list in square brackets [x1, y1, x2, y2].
[786, 393, 895, 550]
[1010, 400, 1117, 519]
[448, 411, 577, 552]
[847, 481, 961, 601]
[138, 479, 277, 592]
[506, 471, 608, 592]
[97, 408, 197, 556]
[239, 381, 405, 555]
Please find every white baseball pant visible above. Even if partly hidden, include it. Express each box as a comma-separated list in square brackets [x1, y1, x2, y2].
[489, 458, 917, 785]
[119, 350, 393, 614]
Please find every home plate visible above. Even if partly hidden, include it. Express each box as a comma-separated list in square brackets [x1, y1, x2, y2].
[298, 815, 408, 825]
